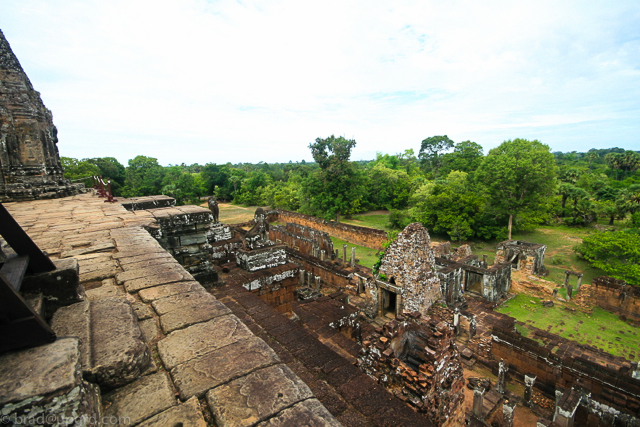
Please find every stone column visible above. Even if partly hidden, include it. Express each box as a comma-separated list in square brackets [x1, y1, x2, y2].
[576, 274, 583, 292]
[299, 269, 306, 286]
[469, 315, 477, 339]
[472, 386, 485, 420]
[552, 288, 558, 298]
[320, 250, 326, 261]
[307, 271, 313, 287]
[564, 271, 570, 287]
[502, 399, 517, 427]
[335, 249, 339, 259]
[453, 309, 460, 336]
[314, 275, 321, 291]
[497, 359, 509, 394]
[351, 247, 356, 268]
[566, 284, 573, 301]
[524, 375, 536, 407]
[342, 244, 347, 263]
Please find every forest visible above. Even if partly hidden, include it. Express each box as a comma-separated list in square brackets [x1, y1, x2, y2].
[61, 136, 640, 285]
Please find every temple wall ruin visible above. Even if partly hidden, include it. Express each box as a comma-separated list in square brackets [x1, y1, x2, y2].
[591, 276, 640, 323]
[269, 222, 334, 258]
[492, 328, 640, 419]
[274, 209, 388, 250]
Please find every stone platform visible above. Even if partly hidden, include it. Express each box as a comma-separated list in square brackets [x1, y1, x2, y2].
[0, 193, 340, 427]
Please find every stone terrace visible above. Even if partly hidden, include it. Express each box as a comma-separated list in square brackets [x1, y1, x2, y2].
[1, 193, 341, 427]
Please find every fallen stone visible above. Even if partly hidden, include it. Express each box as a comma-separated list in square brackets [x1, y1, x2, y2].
[136, 396, 207, 427]
[138, 281, 203, 303]
[0, 338, 101, 425]
[103, 372, 176, 426]
[158, 314, 253, 369]
[170, 336, 280, 399]
[153, 291, 231, 333]
[254, 399, 342, 427]
[207, 364, 314, 427]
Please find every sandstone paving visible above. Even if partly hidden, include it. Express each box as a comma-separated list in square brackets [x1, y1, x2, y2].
[85, 284, 125, 301]
[207, 364, 314, 427]
[116, 251, 175, 266]
[116, 264, 187, 284]
[255, 399, 343, 427]
[133, 302, 155, 320]
[103, 372, 177, 426]
[153, 290, 231, 333]
[136, 396, 207, 427]
[138, 281, 202, 302]
[157, 314, 254, 370]
[139, 318, 162, 343]
[117, 257, 178, 272]
[170, 336, 281, 400]
[123, 270, 191, 292]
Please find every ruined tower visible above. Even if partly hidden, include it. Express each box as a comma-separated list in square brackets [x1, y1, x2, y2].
[0, 29, 83, 201]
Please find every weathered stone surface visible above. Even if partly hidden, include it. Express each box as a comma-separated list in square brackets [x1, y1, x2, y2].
[0, 340, 102, 425]
[51, 300, 92, 371]
[0, 30, 84, 202]
[153, 291, 231, 333]
[136, 396, 207, 427]
[133, 302, 155, 320]
[124, 271, 189, 292]
[158, 314, 253, 369]
[90, 297, 150, 387]
[254, 399, 342, 427]
[61, 241, 116, 258]
[51, 298, 151, 388]
[120, 257, 180, 272]
[0, 338, 82, 404]
[85, 284, 125, 301]
[171, 336, 280, 399]
[103, 372, 176, 426]
[20, 257, 83, 319]
[207, 364, 314, 427]
[116, 264, 186, 285]
[139, 318, 161, 342]
[138, 281, 202, 302]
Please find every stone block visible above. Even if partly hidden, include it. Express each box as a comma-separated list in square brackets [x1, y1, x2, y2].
[103, 372, 176, 426]
[158, 314, 253, 370]
[254, 399, 342, 427]
[139, 318, 161, 342]
[138, 281, 203, 302]
[20, 257, 83, 319]
[136, 396, 207, 427]
[51, 297, 151, 388]
[124, 271, 189, 292]
[85, 284, 126, 301]
[170, 337, 280, 399]
[0, 338, 101, 426]
[116, 264, 186, 285]
[207, 364, 314, 427]
[153, 291, 231, 334]
[133, 302, 155, 320]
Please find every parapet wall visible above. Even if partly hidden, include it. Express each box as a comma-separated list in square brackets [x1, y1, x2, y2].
[591, 276, 640, 323]
[274, 210, 387, 250]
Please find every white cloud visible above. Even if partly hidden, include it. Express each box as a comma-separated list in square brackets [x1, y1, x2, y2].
[1, 0, 638, 165]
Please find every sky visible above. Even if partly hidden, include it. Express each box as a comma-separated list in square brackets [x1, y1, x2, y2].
[1, 0, 639, 166]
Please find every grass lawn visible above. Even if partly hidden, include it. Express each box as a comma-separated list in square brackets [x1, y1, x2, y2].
[329, 236, 380, 270]
[341, 211, 393, 231]
[213, 203, 262, 224]
[497, 294, 639, 361]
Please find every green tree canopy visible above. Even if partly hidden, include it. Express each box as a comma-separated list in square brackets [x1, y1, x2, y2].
[575, 230, 640, 286]
[418, 135, 454, 178]
[122, 155, 165, 197]
[476, 139, 557, 239]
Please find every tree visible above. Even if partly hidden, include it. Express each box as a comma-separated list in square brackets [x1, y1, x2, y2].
[575, 230, 640, 286]
[61, 157, 100, 187]
[122, 156, 165, 197]
[303, 135, 362, 221]
[418, 135, 454, 178]
[85, 157, 126, 195]
[439, 140, 484, 176]
[476, 139, 557, 239]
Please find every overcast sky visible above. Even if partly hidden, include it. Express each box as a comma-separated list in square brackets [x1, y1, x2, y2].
[1, 0, 639, 166]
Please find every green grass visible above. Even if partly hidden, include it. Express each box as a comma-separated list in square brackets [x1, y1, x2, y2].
[497, 294, 639, 361]
[341, 212, 393, 231]
[329, 236, 380, 269]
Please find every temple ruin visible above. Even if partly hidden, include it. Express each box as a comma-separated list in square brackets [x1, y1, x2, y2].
[0, 30, 83, 202]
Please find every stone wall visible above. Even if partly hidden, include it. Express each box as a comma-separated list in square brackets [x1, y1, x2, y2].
[0, 30, 84, 201]
[591, 276, 640, 323]
[274, 209, 388, 250]
[492, 327, 640, 420]
[358, 315, 466, 427]
[269, 222, 334, 258]
[286, 249, 353, 290]
[495, 240, 547, 275]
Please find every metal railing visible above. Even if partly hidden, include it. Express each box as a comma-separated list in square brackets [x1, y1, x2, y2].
[92, 176, 117, 203]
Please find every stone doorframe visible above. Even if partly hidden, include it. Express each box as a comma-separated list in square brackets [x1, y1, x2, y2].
[376, 280, 402, 318]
